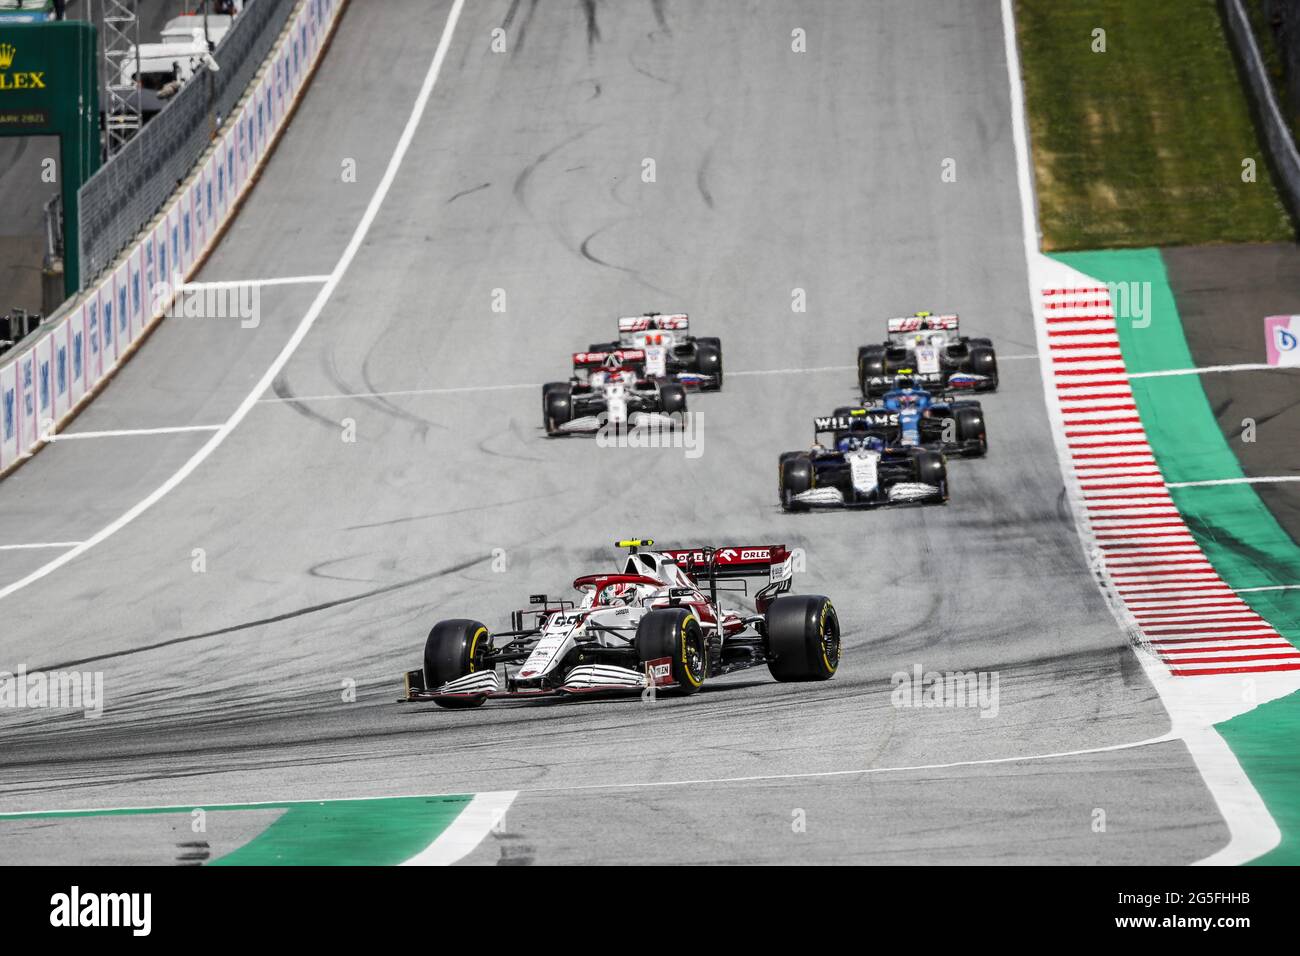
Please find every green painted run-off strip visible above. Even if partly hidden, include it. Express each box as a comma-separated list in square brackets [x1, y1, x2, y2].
[1053, 248, 1300, 865]
[2, 794, 474, 866]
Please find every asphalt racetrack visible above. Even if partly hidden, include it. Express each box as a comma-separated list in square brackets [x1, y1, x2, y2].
[0, 0, 1227, 864]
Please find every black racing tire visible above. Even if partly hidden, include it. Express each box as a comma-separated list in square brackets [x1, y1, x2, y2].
[543, 383, 573, 436]
[659, 383, 688, 418]
[858, 345, 885, 393]
[636, 607, 707, 694]
[913, 449, 948, 501]
[967, 336, 993, 349]
[765, 595, 840, 681]
[423, 619, 491, 709]
[954, 405, 987, 457]
[780, 453, 813, 512]
[968, 345, 998, 389]
[694, 338, 723, 390]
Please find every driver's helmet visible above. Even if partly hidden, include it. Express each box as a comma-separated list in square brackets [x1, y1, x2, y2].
[837, 433, 884, 453]
[598, 581, 639, 607]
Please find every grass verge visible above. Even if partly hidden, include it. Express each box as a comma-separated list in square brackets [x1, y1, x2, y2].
[1016, 0, 1294, 248]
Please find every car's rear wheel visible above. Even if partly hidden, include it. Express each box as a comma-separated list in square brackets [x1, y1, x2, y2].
[780, 453, 813, 512]
[423, 619, 491, 708]
[858, 345, 885, 393]
[954, 405, 987, 456]
[636, 608, 706, 694]
[968, 345, 998, 389]
[765, 595, 840, 681]
[694, 337, 723, 390]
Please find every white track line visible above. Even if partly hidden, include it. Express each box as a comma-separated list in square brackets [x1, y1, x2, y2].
[1000, 0, 1279, 867]
[51, 425, 223, 441]
[1129, 363, 1287, 378]
[0, 542, 82, 552]
[255, 357, 1045, 406]
[1234, 584, 1300, 593]
[181, 275, 331, 290]
[0, 735, 1180, 819]
[400, 791, 518, 866]
[257, 382, 538, 404]
[1167, 476, 1300, 488]
[0, 0, 468, 604]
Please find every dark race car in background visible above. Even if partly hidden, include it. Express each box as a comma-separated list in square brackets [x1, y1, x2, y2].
[858, 312, 998, 398]
[542, 350, 687, 436]
[830, 380, 987, 458]
[588, 312, 723, 391]
[778, 413, 949, 511]
[402, 540, 840, 708]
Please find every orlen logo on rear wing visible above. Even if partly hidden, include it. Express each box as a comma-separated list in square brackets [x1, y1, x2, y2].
[618, 313, 689, 333]
[573, 349, 647, 368]
[887, 313, 959, 333]
[662, 545, 789, 577]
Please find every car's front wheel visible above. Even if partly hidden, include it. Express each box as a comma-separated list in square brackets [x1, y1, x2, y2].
[636, 608, 707, 694]
[423, 619, 491, 708]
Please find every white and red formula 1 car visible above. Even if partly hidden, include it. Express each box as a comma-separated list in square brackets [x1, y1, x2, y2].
[587, 312, 723, 391]
[402, 540, 840, 709]
[542, 350, 687, 436]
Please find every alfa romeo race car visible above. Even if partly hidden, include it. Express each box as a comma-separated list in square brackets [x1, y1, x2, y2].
[402, 540, 840, 708]
[542, 350, 687, 436]
[778, 414, 949, 511]
[831, 379, 987, 458]
[587, 312, 723, 391]
[858, 312, 998, 398]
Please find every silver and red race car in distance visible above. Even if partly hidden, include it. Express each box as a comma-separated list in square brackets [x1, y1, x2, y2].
[542, 350, 687, 436]
[588, 312, 723, 391]
[401, 539, 841, 709]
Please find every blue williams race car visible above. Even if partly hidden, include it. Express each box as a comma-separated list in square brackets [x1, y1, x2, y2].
[832, 379, 987, 458]
[778, 413, 949, 512]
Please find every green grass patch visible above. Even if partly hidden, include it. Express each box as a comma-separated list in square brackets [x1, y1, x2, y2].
[1017, 0, 1294, 248]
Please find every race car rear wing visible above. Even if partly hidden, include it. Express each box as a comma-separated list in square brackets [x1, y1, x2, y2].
[814, 410, 897, 436]
[619, 313, 689, 333]
[886, 313, 959, 334]
[573, 348, 647, 370]
[661, 544, 795, 612]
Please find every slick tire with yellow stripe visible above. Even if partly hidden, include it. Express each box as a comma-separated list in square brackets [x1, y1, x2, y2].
[424, 619, 490, 709]
[635, 608, 707, 695]
[765, 595, 840, 682]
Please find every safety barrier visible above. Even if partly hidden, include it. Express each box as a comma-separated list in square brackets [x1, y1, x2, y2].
[77, 0, 299, 285]
[1222, 0, 1300, 225]
[0, 0, 346, 474]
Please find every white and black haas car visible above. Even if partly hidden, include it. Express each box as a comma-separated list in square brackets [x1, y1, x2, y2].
[858, 312, 998, 398]
[402, 540, 840, 709]
[778, 413, 948, 511]
[587, 312, 722, 391]
[542, 349, 687, 436]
